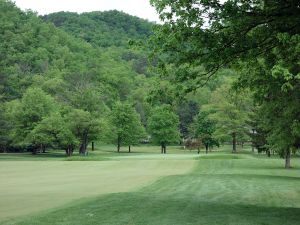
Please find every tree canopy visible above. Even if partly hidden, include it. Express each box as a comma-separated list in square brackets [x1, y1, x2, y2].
[150, 0, 300, 167]
[109, 102, 146, 152]
[150, 0, 300, 85]
[148, 105, 180, 153]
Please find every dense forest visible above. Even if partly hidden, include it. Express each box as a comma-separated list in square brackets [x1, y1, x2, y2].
[42, 10, 153, 47]
[0, 0, 299, 168]
[0, 0, 219, 155]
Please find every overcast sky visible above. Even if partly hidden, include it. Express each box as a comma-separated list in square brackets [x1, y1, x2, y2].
[13, 0, 161, 22]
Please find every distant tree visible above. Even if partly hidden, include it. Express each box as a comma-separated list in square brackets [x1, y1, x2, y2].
[177, 100, 199, 138]
[190, 111, 218, 154]
[57, 128, 79, 156]
[109, 102, 146, 152]
[148, 105, 180, 153]
[247, 107, 269, 154]
[20, 88, 56, 130]
[146, 79, 179, 106]
[27, 113, 79, 155]
[5, 88, 56, 149]
[205, 83, 251, 153]
[65, 72, 109, 113]
[67, 109, 102, 155]
[259, 90, 300, 168]
[26, 129, 53, 154]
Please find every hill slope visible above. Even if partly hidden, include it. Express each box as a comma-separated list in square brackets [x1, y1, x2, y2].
[42, 10, 154, 48]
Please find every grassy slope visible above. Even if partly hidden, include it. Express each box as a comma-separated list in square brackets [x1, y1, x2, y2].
[2, 146, 300, 225]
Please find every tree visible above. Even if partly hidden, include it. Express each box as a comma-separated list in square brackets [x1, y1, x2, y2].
[177, 100, 199, 138]
[257, 85, 300, 168]
[232, 37, 300, 167]
[57, 128, 79, 157]
[109, 102, 146, 152]
[190, 111, 218, 154]
[5, 87, 56, 149]
[150, 0, 299, 85]
[205, 83, 250, 153]
[146, 79, 179, 106]
[27, 113, 78, 156]
[247, 107, 269, 155]
[148, 105, 180, 153]
[67, 109, 102, 155]
[26, 127, 54, 154]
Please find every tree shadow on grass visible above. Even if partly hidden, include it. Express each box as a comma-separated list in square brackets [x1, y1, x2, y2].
[11, 192, 300, 225]
[0, 152, 67, 161]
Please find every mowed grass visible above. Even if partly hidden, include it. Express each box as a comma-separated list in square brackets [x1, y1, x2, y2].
[0, 160, 195, 221]
[0, 144, 196, 161]
[2, 145, 300, 225]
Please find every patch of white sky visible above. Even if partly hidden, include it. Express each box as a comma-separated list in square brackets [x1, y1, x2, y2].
[13, 0, 161, 23]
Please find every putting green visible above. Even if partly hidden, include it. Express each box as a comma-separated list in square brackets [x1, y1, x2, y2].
[0, 159, 195, 221]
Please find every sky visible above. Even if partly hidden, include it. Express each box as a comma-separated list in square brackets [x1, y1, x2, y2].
[13, 0, 161, 23]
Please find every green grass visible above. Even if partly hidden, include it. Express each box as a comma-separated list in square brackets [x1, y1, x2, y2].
[0, 159, 195, 222]
[0, 144, 255, 161]
[1, 145, 300, 225]
[0, 144, 196, 161]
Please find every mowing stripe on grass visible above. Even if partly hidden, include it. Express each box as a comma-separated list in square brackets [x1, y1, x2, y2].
[0, 160, 195, 221]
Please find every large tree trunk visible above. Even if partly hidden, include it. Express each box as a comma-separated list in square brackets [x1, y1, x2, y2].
[197, 147, 200, 154]
[232, 132, 237, 153]
[128, 145, 131, 153]
[92, 142, 94, 151]
[285, 148, 291, 169]
[205, 144, 208, 154]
